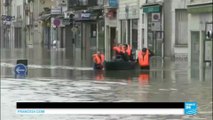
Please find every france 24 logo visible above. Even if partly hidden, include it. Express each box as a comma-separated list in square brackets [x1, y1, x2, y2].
[184, 102, 197, 115]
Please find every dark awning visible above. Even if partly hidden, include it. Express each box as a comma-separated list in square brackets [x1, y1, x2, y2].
[38, 14, 51, 21]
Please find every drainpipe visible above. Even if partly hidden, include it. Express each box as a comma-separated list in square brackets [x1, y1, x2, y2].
[22, 1, 26, 48]
[0, 0, 3, 48]
[96, 21, 99, 50]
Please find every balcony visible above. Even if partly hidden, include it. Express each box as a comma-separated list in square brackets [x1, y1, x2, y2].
[68, 0, 98, 10]
[3, 0, 11, 6]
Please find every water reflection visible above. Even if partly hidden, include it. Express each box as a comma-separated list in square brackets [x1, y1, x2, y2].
[94, 70, 104, 81]
[138, 71, 150, 86]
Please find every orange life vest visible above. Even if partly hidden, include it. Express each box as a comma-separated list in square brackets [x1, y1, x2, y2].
[93, 54, 105, 64]
[138, 49, 150, 67]
[113, 46, 121, 54]
[126, 45, 132, 56]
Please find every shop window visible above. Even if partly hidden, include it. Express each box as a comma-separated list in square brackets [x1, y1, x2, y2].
[132, 19, 138, 50]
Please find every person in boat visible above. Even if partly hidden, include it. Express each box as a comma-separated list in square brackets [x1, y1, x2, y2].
[119, 44, 129, 61]
[112, 43, 124, 61]
[123, 44, 134, 61]
[137, 48, 154, 69]
[92, 51, 105, 70]
[113, 43, 121, 56]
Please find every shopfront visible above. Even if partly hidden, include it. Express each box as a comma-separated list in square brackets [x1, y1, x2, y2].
[142, 4, 164, 57]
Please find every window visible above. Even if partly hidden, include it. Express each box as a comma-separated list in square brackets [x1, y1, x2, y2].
[132, 19, 138, 50]
[175, 9, 188, 46]
[90, 24, 97, 38]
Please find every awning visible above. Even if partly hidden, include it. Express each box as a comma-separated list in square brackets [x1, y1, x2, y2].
[142, 5, 161, 13]
[74, 12, 98, 22]
[38, 14, 51, 21]
[187, 2, 213, 14]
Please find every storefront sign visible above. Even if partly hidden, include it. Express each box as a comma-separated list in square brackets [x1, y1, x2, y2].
[143, 5, 161, 13]
[51, 7, 62, 15]
[109, 0, 118, 8]
[62, 19, 70, 25]
[81, 13, 91, 18]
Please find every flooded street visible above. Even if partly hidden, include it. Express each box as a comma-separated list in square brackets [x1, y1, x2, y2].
[1, 46, 212, 120]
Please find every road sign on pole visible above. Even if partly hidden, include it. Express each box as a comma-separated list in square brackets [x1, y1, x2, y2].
[15, 64, 28, 77]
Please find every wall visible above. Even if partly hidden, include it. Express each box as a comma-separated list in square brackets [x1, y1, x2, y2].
[11, 0, 23, 20]
[163, 0, 172, 57]
[34, 0, 56, 45]
[171, 0, 188, 56]
[188, 13, 212, 67]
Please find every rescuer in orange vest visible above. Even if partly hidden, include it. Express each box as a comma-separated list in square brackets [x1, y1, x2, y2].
[137, 48, 154, 69]
[113, 43, 121, 56]
[93, 51, 105, 70]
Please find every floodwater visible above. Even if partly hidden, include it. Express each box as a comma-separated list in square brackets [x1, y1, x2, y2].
[1, 46, 212, 120]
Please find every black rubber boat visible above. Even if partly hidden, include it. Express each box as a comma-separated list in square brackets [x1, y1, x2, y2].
[104, 61, 137, 70]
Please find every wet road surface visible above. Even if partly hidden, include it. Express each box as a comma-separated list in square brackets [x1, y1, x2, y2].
[1, 47, 212, 120]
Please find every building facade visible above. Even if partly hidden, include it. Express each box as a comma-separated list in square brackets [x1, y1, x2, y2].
[140, 0, 189, 58]
[104, 0, 118, 60]
[1, 0, 13, 48]
[187, 0, 212, 80]
[67, 0, 104, 66]
[118, 0, 140, 52]
[0, 0, 2, 46]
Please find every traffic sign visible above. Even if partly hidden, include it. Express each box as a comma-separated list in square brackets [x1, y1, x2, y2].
[15, 64, 28, 77]
[53, 19, 60, 27]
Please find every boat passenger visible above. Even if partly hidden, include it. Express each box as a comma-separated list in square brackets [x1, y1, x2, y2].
[92, 51, 105, 70]
[137, 48, 154, 69]
[112, 43, 124, 61]
[113, 43, 121, 56]
[123, 44, 134, 61]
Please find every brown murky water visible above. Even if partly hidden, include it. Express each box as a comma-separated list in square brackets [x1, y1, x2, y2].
[1, 47, 212, 120]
